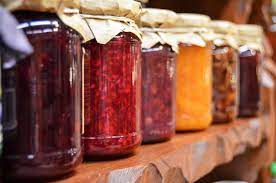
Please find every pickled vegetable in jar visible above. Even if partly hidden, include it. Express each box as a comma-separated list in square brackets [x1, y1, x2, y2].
[140, 8, 177, 143]
[1, 3, 83, 180]
[81, 0, 142, 157]
[208, 21, 239, 123]
[175, 13, 213, 131]
[237, 24, 264, 117]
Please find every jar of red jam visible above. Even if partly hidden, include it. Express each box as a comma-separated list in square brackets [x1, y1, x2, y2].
[141, 44, 176, 143]
[237, 24, 264, 117]
[1, 6, 83, 180]
[0, 7, 34, 157]
[81, 0, 142, 157]
[140, 8, 178, 143]
[208, 21, 239, 123]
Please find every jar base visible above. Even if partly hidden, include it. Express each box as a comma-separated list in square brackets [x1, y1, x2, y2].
[238, 108, 259, 117]
[212, 118, 234, 124]
[142, 136, 172, 144]
[142, 131, 174, 144]
[82, 132, 142, 158]
[3, 148, 82, 181]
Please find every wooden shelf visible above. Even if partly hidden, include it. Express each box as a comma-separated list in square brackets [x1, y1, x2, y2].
[52, 116, 271, 183]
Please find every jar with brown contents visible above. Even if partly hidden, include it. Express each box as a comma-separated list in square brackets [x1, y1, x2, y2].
[208, 21, 239, 123]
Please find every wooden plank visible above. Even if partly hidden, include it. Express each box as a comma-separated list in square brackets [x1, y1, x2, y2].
[52, 117, 270, 183]
[196, 141, 270, 183]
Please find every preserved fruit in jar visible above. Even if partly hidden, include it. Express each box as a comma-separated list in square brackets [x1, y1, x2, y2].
[212, 45, 238, 123]
[176, 43, 212, 130]
[175, 13, 212, 131]
[239, 47, 262, 116]
[237, 24, 264, 117]
[141, 44, 176, 143]
[208, 21, 239, 123]
[2, 11, 82, 180]
[0, 7, 33, 157]
[82, 32, 142, 157]
[140, 8, 178, 143]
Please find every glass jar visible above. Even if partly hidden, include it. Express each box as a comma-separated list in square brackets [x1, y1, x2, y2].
[176, 43, 212, 131]
[212, 45, 238, 123]
[82, 32, 142, 157]
[238, 46, 262, 117]
[141, 44, 176, 143]
[2, 11, 82, 180]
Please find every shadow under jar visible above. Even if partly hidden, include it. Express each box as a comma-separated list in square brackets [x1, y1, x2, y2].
[238, 46, 262, 117]
[212, 45, 238, 123]
[2, 11, 82, 180]
[82, 32, 142, 157]
[141, 44, 176, 143]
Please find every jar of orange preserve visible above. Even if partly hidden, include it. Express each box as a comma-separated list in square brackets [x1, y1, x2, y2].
[175, 14, 213, 131]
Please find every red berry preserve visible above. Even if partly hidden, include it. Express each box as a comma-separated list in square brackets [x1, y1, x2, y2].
[82, 32, 142, 157]
[2, 11, 82, 180]
[141, 44, 176, 143]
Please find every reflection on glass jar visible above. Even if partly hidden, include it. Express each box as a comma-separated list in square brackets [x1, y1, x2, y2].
[2, 11, 82, 180]
[82, 32, 142, 157]
[141, 44, 176, 143]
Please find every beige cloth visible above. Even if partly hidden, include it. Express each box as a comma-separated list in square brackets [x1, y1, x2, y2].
[1, 0, 142, 44]
[236, 24, 264, 52]
[206, 20, 239, 49]
[141, 28, 207, 52]
[141, 10, 209, 52]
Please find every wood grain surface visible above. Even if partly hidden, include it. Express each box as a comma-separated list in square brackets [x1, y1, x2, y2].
[52, 116, 271, 183]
